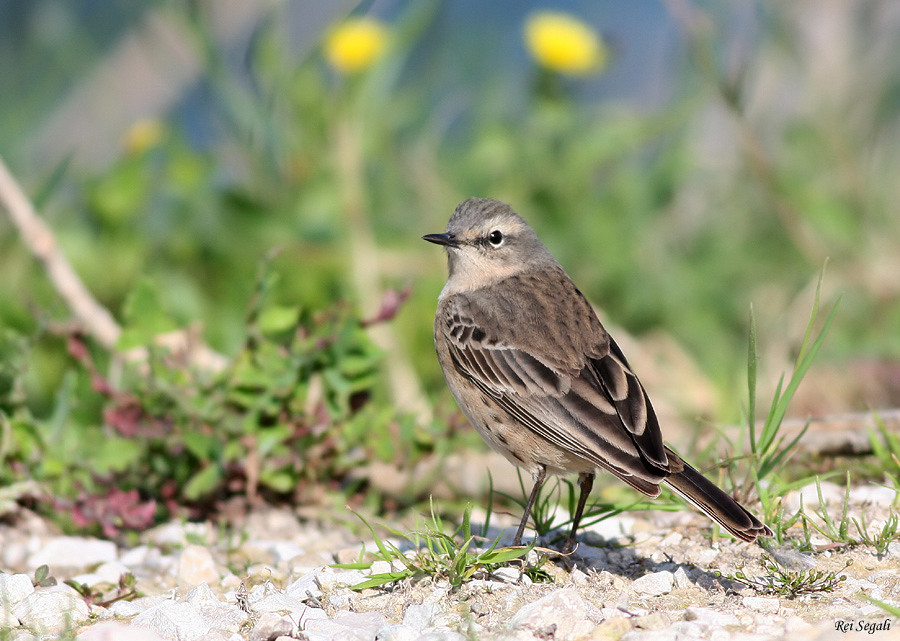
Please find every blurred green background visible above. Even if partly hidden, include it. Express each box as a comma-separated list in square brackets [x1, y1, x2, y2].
[1, 0, 899, 530]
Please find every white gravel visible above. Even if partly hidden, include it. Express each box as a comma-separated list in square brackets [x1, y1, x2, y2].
[0, 483, 898, 640]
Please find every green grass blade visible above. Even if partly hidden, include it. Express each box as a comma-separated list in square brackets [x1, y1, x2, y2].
[478, 546, 530, 563]
[483, 471, 494, 538]
[351, 571, 413, 591]
[747, 304, 758, 452]
[461, 503, 473, 544]
[796, 265, 826, 365]
[759, 373, 785, 454]
[758, 421, 810, 478]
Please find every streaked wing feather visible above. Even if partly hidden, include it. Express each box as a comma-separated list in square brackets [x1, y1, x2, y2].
[442, 284, 671, 484]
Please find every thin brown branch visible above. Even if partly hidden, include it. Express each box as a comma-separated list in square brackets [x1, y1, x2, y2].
[0, 156, 122, 349]
[0, 155, 228, 372]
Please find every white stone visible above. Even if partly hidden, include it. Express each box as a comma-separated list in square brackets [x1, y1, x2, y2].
[619, 629, 678, 641]
[183, 583, 248, 633]
[685, 606, 741, 627]
[417, 627, 467, 641]
[316, 566, 366, 589]
[376, 623, 420, 641]
[77, 621, 168, 641]
[71, 561, 132, 589]
[403, 602, 437, 630]
[0, 573, 35, 606]
[335, 610, 389, 634]
[249, 612, 294, 641]
[120, 545, 153, 567]
[271, 541, 304, 564]
[672, 566, 693, 589]
[369, 560, 396, 575]
[509, 588, 596, 641]
[285, 568, 324, 600]
[108, 594, 172, 618]
[253, 592, 308, 616]
[685, 547, 719, 566]
[177, 545, 220, 587]
[326, 590, 352, 611]
[491, 566, 522, 584]
[95, 560, 132, 584]
[146, 522, 191, 547]
[660, 621, 708, 638]
[305, 611, 387, 641]
[631, 571, 674, 596]
[569, 568, 589, 585]
[133, 600, 211, 641]
[304, 619, 366, 641]
[742, 596, 780, 614]
[660, 531, 683, 547]
[248, 581, 279, 605]
[27, 537, 117, 570]
[13, 584, 91, 633]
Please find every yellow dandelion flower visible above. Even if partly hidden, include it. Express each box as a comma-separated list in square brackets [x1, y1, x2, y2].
[324, 18, 388, 74]
[123, 119, 165, 155]
[524, 11, 607, 76]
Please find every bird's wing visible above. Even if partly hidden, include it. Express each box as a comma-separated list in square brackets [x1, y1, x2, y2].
[442, 275, 671, 490]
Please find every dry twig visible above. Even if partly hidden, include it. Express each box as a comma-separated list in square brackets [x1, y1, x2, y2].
[0, 155, 227, 371]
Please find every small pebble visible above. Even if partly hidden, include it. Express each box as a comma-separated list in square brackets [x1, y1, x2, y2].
[27, 537, 117, 570]
[14, 584, 91, 633]
[631, 571, 674, 596]
[249, 612, 293, 641]
[177, 545, 220, 587]
[742, 596, 780, 614]
[684, 606, 740, 627]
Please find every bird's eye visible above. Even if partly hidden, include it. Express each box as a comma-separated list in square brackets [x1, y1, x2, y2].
[488, 230, 503, 247]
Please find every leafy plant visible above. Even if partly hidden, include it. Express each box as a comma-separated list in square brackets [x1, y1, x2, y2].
[799, 475, 900, 555]
[32, 564, 57, 588]
[718, 554, 850, 598]
[0, 259, 430, 531]
[339, 502, 541, 591]
[65, 572, 140, 608]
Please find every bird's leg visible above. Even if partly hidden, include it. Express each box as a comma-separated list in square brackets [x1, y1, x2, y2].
[562, 472, 595, 554]
[513, 465, 547, 546]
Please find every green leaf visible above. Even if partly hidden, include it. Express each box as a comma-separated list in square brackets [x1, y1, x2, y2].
[92, 437, 143, 475]
[478, 547, 530, 563]
[259, 469, 295, 493]
[351, 571, 412, 591]
[182, 432, 219, 461]
[258, 305, 300, 335]
[34, 565, 50, 585]
[118, 280, 179, 350]
[183, 464, 222, 500]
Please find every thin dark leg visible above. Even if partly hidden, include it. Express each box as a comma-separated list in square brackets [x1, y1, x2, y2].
[513, 465, 547, 546]
[562, 472, 595, 553]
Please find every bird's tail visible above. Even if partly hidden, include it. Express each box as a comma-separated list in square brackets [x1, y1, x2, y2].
[664, 461, 773, 543]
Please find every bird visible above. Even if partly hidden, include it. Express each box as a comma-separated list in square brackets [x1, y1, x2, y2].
[423, 197, 772, 553]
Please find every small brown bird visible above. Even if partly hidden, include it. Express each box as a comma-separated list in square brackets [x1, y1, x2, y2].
[424, 198, 772, 552]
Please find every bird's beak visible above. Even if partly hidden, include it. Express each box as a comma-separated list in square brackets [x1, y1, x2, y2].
[422, 233, 461, 247]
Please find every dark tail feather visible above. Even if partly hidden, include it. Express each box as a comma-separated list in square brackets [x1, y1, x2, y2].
[664, 462, 773, 542]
